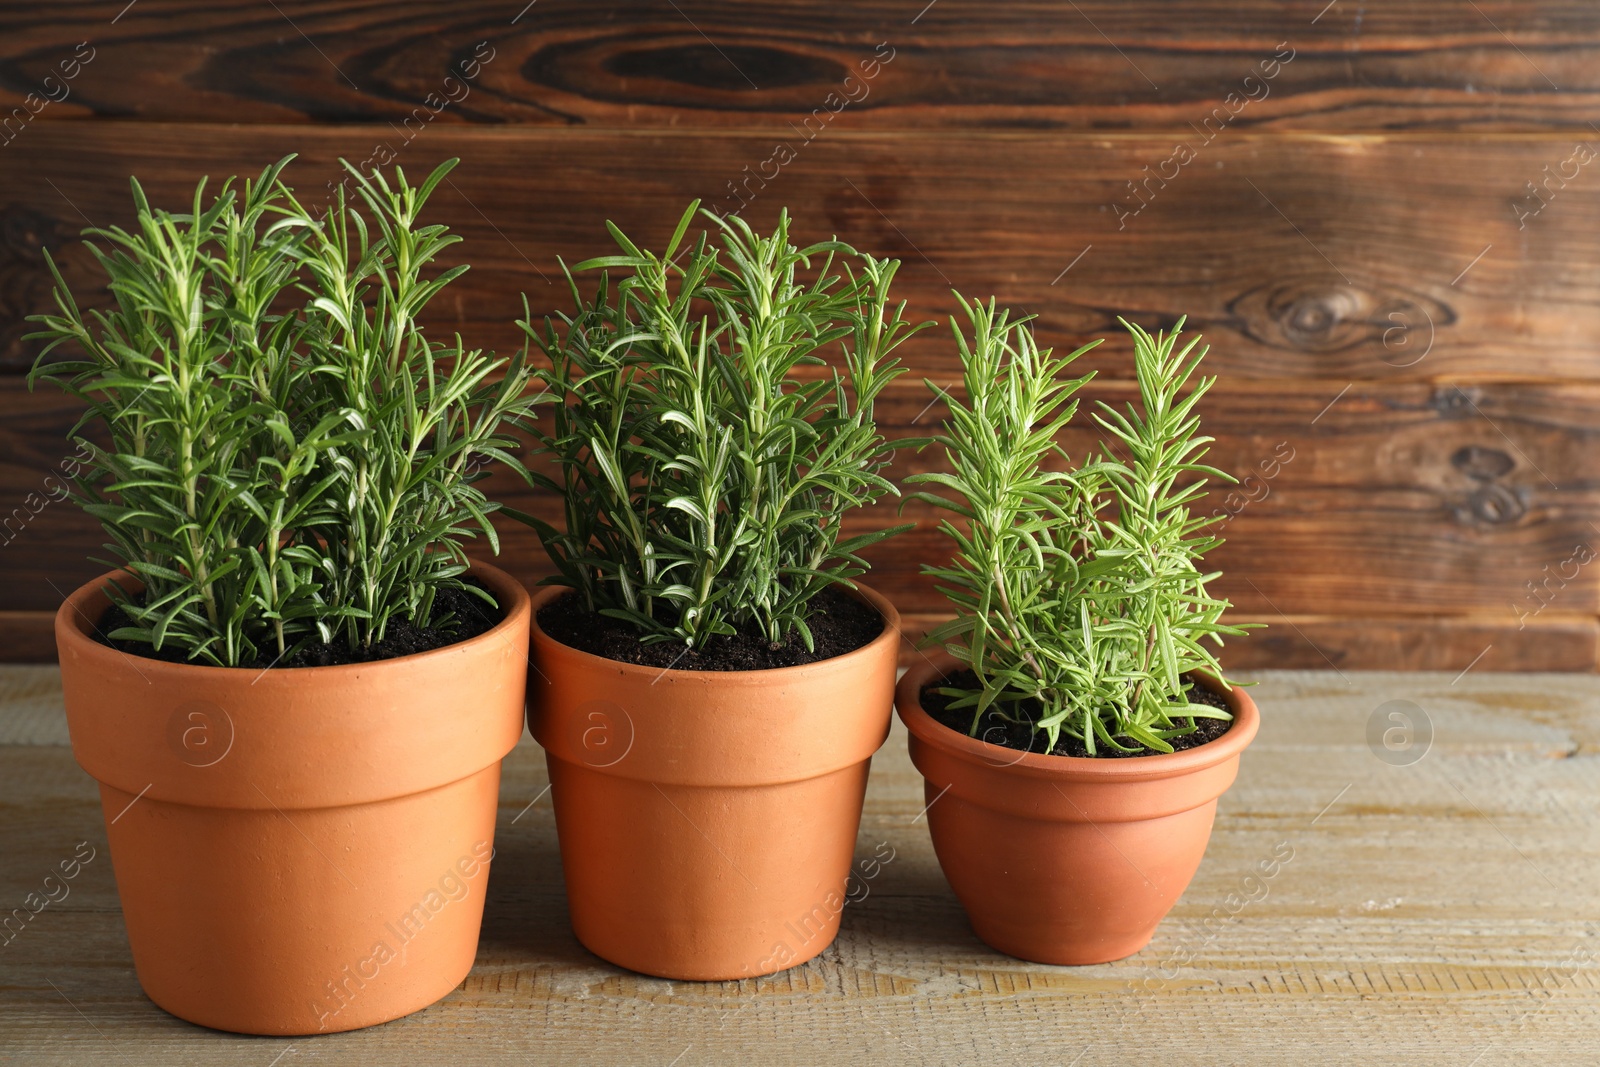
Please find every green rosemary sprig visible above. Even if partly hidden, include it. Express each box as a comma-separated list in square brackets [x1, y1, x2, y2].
[908, 296, 1251, 754]
[515, 201, 927, 650]
[28, 157, 537, 666]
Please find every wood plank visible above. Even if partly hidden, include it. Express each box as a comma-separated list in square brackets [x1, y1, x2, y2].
[1222, 613, 1600, 674]
[4, 374, 1597, 629]
[854, 493, 1598, 618]
[3, 2, 1599, 131]
[897, 612, 1600, 675]
[2, 125, 1599, 381]
[5, 124, 1598, 669]
[5, 670, 1600, 1062]
[5, 608, 1592, 672]
[0, 613, 60, 664]
[493, 376, 1600, 619]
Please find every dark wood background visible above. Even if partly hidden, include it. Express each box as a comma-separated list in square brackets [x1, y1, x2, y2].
[1, 1, 1596, 670]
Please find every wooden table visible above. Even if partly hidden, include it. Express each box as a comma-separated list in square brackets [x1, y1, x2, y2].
[2, 667, 1595, 1065]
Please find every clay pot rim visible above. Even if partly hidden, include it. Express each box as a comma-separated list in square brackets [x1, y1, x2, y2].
[897, 652, 1259, 783]
[528, 580, 902, 685]
[55, 558, 531, 685]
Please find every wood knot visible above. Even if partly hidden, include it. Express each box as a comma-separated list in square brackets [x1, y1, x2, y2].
[1458, 482, 1527, 525]
[1229, 277, 1452, 360]
[1451, 445, 1514, 482]
[1448, 442, 1525, 526]
[1431, 385, 1480, 418]
[1281, 286, 1363, 349]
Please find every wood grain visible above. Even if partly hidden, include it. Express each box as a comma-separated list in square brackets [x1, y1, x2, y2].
[3, 607, 1594, 672]
[2, 2, 1598, 131]
[897, 612, 1600, 675]
[4, 669, 1600, 1063]
[0, 614, 61, 663]
[1, 12, 1596, 675]
[2, 125, 1598, 381]
[4, 368, 1598, 664]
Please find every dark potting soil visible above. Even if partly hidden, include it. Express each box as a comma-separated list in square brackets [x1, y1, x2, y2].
[92, 577, 503, 670]
[921, 669, 1235, 759]
[537, 585, 885, 671]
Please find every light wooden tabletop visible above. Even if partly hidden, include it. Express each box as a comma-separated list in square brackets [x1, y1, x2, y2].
[2, 667, 1594, 1065]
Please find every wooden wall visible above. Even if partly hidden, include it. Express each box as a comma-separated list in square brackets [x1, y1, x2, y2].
[1, 1, 1597, 670]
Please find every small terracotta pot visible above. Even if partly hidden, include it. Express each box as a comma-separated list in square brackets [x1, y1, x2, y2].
[56, 561, 530, 1035]
[896, 654, 1260, 965]
[527, 583, 900, 981]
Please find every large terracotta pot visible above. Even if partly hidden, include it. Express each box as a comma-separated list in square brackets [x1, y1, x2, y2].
[55, 561, 530, 1035]
[896, 654, 1260, 965]
[527, 583, 900, 980]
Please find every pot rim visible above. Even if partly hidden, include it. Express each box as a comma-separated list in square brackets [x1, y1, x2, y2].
[55, 557, 532, 685]
[527, 579, 903, 685]
[896, 652, 1259, 783]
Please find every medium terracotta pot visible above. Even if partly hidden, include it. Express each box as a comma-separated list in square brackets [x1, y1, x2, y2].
[896, 654, 1260, 965]
[55, 561, 530, 1035]
[527, 583, 900, 981]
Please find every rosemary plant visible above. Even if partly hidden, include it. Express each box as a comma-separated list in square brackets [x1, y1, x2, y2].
[518, 201, 924, 649]
[281, 162, 536, 654]
[908, 298, 1250, 755]
[28, 157, 536, 667]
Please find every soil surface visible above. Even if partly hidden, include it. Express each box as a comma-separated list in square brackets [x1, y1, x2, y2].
[93, 578, 503, 669]
[537, 585, 884, 671]
[921, 668, 1235, 758]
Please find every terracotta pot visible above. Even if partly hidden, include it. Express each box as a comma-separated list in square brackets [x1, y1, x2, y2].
[55, 561, 530, 1035]
[896, 654, 1260, 965]
[527, 583, 900, 980]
